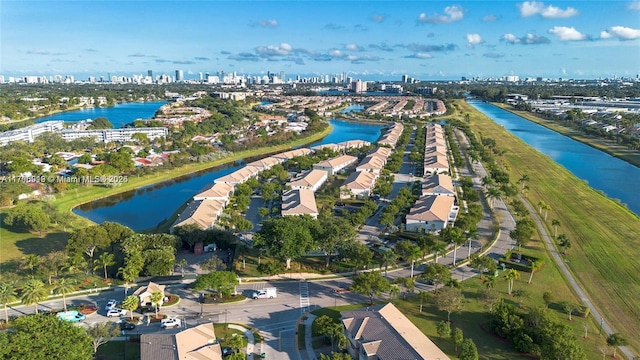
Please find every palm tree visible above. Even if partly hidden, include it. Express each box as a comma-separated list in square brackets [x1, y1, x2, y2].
[0, 283, 17, 323]
[430, 240, 447, 264]
[537, 200, 547, 216]
[542, 203, 551, 221]
[558, 234, 571, 254]
[466, 227, 479, 260]
[481, 176, 494, 188]
[120, 295, 139, 320]
[178, 259, 188, 277]
[486, 187, 502, 208]
[483, 276, 495, 292]
[527, 260, 541, 284]
[20, 255, 40, 275]
[518, 174, 529, 192]
[20, 279, 48, 314]
[150, 291, 163, 318]
[94, 252, 116, 280]
[504, 269, 520, 295]
[606, 333, 629, 359]
[379, 250, 397, 276]
[551, 219, 561, 238]
[448, 228, 466, 266]
[54, 278, 76, 312]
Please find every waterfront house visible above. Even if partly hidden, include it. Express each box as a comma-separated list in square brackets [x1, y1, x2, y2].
[170, 199, 226, 232]
[341, 303, 450, 360]
[193, 182, 234, 202]
[272, 148, 314, 161]
[405, 195, 458, 233]
[213, 166, 261, 185]
[246, 156, 284, 171]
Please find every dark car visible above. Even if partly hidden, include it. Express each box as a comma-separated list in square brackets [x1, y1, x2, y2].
[222, 347, 238, 357]
[120, 322, 136, 331]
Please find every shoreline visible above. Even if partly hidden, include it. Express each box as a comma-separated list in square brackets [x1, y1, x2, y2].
[491, 102, 640, 169]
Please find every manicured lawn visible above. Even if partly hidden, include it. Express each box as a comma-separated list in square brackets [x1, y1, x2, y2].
[95, 340, 140, 360]
[453, 99, 640, 355]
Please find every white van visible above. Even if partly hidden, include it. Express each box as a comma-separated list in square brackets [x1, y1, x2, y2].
[252, 287, 277, 299]
[204, 243, 217, 252]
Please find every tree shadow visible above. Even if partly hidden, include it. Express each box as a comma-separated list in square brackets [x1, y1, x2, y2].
[15, 232, 69, 257]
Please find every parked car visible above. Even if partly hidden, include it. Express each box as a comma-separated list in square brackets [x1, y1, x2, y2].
[222, 347, 238, 358]
[105, 299, 118, 311]
[57, 310, 86, 322]
[120, 321, 136, 331]
[160, 317, 181, 329]
[106, 308, 127, 317]
[252, 287, 277, 299]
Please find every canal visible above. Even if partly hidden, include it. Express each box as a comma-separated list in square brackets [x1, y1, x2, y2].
[468, 100, 640, 216]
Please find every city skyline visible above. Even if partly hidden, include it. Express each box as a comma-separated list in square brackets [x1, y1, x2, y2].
[2, 0, 639, 81]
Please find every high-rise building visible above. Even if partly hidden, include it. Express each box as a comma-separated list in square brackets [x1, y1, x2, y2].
[402, 74, 409, 83]
[350, 80, 367, 93]
[175, 70, 184, 82]
[147, 70, 153, 79]
[199, 72, 203, 81]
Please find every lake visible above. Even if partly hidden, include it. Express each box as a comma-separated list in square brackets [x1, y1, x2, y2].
[468, 100, 640, 216]
[35, 102, 167, 128]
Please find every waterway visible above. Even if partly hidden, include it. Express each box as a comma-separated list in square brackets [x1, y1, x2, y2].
[35, 101, 167, 128]
[73, 119, 386, 230]
[468, 100, 640, 216]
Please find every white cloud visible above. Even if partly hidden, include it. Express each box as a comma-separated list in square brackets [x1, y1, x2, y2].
[502, 33, 520, 44]
[629, 1, 640, 10]
[258, 19, 278, 28]
[518, 1, 578, 18]
[255, 43, 292, 57]
[418, 5, 464, 24]
[502, 33, 551, 45]
[466, 33, 483, 46]
[548, 26, 587, 41]
[482, 14, 498, 22]
[600, 26, 640, 40]
[345, 44, 362, 51]
[371, 14, 385, 23]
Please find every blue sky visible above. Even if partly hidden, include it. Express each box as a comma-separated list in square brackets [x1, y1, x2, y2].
[1, 0, 639, 80]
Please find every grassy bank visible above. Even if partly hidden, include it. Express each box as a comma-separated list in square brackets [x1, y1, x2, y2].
[455, 99, 640, 355]
[492, 103, 640, 167]
[0, 125, 333, 264]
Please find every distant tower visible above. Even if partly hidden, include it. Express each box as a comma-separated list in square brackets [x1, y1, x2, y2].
[280, 71, 286, 83]
[147, 70, 153, 78]
[199, 72, 203, 81]
[175, 70, 184, 82]
[402, 74, 409, 83]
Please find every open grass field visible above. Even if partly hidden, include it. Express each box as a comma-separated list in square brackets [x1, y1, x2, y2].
[0, 125, 333, 265]
[452, 99, 640, 355]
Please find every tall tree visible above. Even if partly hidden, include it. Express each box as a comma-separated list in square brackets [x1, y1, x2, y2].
[551, 218, 561, 238]
[54, 278, 76, 312]
[3, 314, 93, 360]
[510, 218, 535, 253]
[504, 269, 520, 295]
[451, 327, 464, 353]
[379, 249, 397, 276]
[318, 217, 355, 267]
[86, 322, 120, 354]
[120, 295, 139, 320]
[517, 174, 529, 192]
[94, 252, 116, 280]
[469, 255, 497, 279]
[421, 263, 451, 294]
[558, 234, 571, 254]
[436, 287, 465, 322]
[192, 271, 239, 296]
[150, 291, 163, 318]
[254, 215, 319, 269]
[606, 333, 628, 359]
[20, 279, 48, 314]
[351, 271, 391, 305]
[527, 260, 542, 284]
[0, 283, 17, 324]
[396, 240, 421, 278]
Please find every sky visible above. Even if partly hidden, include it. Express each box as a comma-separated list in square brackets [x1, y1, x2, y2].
[1, 0, 639, 81]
